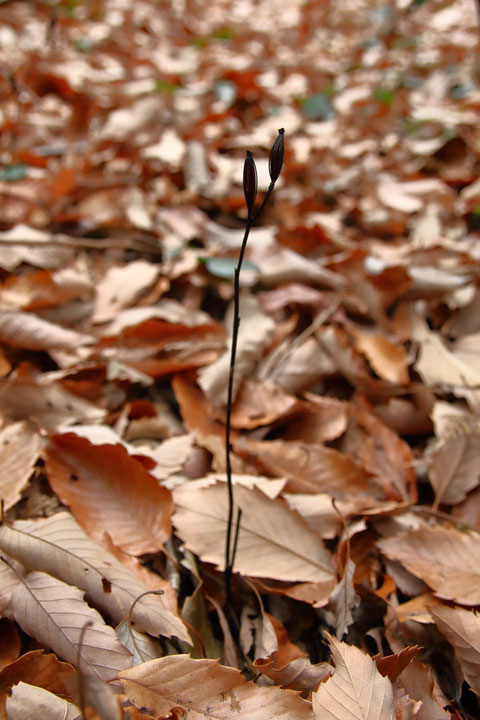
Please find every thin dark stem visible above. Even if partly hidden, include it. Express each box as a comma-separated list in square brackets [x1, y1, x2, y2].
[224, 215, 253, 609]
[224, 128, 284, 616]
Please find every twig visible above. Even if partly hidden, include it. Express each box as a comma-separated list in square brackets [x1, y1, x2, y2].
[224, 129, 285, 612]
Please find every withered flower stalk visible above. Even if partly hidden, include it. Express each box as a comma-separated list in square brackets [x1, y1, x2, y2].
[224, 129, 285, 614]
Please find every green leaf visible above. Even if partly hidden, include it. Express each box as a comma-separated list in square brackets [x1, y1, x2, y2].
[0, 165, 28, 182]
[373, 86, 395, 106]
[201, 257, 259, 279]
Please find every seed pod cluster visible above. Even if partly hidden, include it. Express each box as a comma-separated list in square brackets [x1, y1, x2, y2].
[243, 150, 258, 215]
[269, 128, 285, 184]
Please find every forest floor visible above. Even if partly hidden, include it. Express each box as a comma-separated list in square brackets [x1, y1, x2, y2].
[0, 1, 480, 718]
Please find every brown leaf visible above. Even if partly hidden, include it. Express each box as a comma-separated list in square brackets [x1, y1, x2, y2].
[254, 654, 331, 692]
[4, 571, 132, 682]
[0, 310, 93, 352]
[0, 649, 75, 717]
[378, 525, 480, 605]
[352, 329, 410, 385]
[0, 619, 20, 671]
[237, 437, 371, 497]
[399, 660, 451, 720]
[429, 604, 480, 698]
[374, 646, 421, 683]
[118, 654, 313, 719]
[0, 513, 190, 643]
[0, 421, 40, 511]
[173, 481, 336, 584]
[45, 434, 173, 555]
[429, 433, 480, 508]
[0, 370, 105, 431]
[312, 634, 395, 720]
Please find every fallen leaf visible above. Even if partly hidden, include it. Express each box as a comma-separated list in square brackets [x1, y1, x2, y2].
[374, 646, 420, 682]
[429, 604, 480, 698]
[118, 654, 313, 719]
[173, 481, 335, 584]
[237, 437, 371, 497]
[0, 421, 40, 511]
[93, 261, 161, 323]
[429, 432, 480, 508]
[0, 513, 190, 643]
[378, 525, 480, 605]
[0, 310, 93, 353]
[399, 660, 451, 720]
[328, 559, 360, 639]
[4, 571, 132, 682]
[45, 433, 173, 555]
[0, 370, 105, 431]
[0, 649, 75, 717]
[5, 682, 80, 720]
[198, 291, 274, 407]
[312, 634, 395, 720]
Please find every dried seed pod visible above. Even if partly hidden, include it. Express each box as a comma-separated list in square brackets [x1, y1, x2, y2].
[243, 150, 258, 214]
[269, 128, 285, 184]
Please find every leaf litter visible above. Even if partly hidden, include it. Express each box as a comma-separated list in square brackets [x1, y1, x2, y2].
[0, 0, 479, 717]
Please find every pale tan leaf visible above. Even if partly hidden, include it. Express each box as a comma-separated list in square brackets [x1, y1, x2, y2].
[198, 291, 274, 407]
[0, 421, 40, 511]
[93, 261, 160, 323]
[0, 557, 24, 614]
[412, 314, 480, 389]
[399, 660, 451, 720]
[6, 682, 80, 720]
[5, 571, 132, 682]
[429, 604, 480, 698]
[378, 525, 480, 605]
[118, 654, 313, 719]
[312, 634, 395, 720]
[173, 482, 335, 584]
[0, 310, 93, 352]
[0, 513, 190, 643]
[328, 559, 360, 639]
[116, 619, 163, 665]
[429, 433, 480, 507]
[0, 373, 105, 431]
[45, 433, 173, 555]
[352, 330, 409, 385]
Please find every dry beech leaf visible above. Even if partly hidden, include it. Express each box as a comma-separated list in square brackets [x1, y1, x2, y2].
[0, 310, 93, 352]
[412, 314, 480, 389]
[0, 513, 190, 643]
[0, 421, 40, 511]
[352, 330, 409, 385]
[93, 260, 160, 323]
[4, 570, 132, 682]
[237, 437, 371, 497]
[0, 373, 105, 431]
[312, 634, 395, 720]
[429, 604, 480, 698]
[116, 619, 163, 666]
[374, 647, 420, 683]
[254, 654, 331, 692]
[428, 433, 480, 507]
[0, 649, 74, 716]
[198, 291, 274, 407]
[45, 433, 173, 555]
[118, 654, 313, 719]
[328, 558, 360, 639]
[378, 525, 480, 605]
[399, 660, 451, 720]
[173, 481, 335, 584]
[6, 682, 80, 720]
